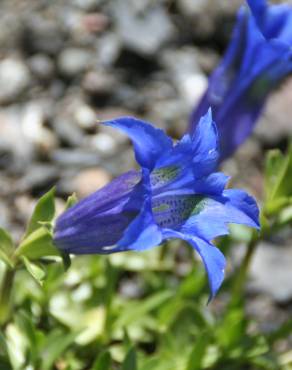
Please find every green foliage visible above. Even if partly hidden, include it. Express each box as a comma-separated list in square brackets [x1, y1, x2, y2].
[0, 149, 292, 369]
[24, 187, 56, 238]
[264, 145, 292, 216]
[0, 229, 14, 268]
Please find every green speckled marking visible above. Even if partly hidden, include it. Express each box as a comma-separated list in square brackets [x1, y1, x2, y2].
[152, 203, 170, 213]
[152, 195, 208, 228]
[151, 166, 180, 187]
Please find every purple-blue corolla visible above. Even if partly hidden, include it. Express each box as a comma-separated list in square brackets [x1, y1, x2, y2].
[54, 111, 259, 299]
[190, 0, 292, 161]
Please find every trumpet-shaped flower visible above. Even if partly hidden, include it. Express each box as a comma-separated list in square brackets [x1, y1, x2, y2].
[54, 111, 259, 299]
[189, 0, 292, 161]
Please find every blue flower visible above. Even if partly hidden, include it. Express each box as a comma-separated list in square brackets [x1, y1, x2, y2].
[189, 0, 292, 161]
[54, 110, 259, 299]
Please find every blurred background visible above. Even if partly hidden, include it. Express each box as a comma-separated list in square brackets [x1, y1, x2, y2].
[0, 0, 292, 369]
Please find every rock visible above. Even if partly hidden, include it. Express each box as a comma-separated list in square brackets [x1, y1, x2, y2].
[21, 103, 58, 154]
[72, 0, 103, 11]
[0, 58, 30, 104]
[74, 104, 97, 130]
[97, 33, 122, 67]
[255, 77, 292, 145]
[0, 142, 14, 171]
[28, 54, 55, 81]
[0, 11, 23, 50]
[0, 201, 11, 230]
[53, 117, 86, 147]
[0, 106, 35, 172]
[17, 164, 59, 194]
[23, 15, 65, 55]
[82, 70, 117, 96]
[51, 149, 101, 168]
[73, 168, 111, 198]
[161, 48, 207, 108]
[58, 48, 92, 77]
[248, 242, 292, 303]
[89, 133, 119, 157]
[82, 13, 109, 34]
[112, 1, 175, 55]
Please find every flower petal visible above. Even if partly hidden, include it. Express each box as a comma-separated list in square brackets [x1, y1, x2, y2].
[162, 229, 226, 300]
[116, 169, 163, 251]
[103, 117, 173, 170]
[152, 110, 219, 193]
[190, 237, 226, 301]
[179, 191, 259, 241]
[54, 170, 144, 254]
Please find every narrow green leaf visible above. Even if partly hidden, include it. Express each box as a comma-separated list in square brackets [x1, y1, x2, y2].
[22, 257, 46, 286]
[121, 347, 137, 370]
[41, 330, 78, 370]
[0, 229, 14, 268]
[65, 193, 78, 210]
[24, 188, 56, 238]
[115, 291, 173, 329]
[186, 333, 210, 370]
[16, 227, 60, 260]
[264, 145, 292, 212]
[15, 311, 38, 364]
[92, 351, 111, 370]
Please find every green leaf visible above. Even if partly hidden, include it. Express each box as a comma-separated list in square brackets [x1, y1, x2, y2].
[115, 291, 173, 329]
[264, 145, 292, 214]
[0, 229, 14, 268]
[15, 311, 38, 364]
[22, 257, 46, 286]
[24, 188, 56, 239]
[40, 330, 79, 370]
[16, 227, 60, 260]
[65, 193, 78, 210]
[92, 351, 111, 370]
[121, 347, 137, 370]
[186, 333, 210, 370]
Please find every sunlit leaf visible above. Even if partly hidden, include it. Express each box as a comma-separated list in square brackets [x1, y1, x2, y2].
[24, 188, 56, 238]
[22, 257, 46, 286]
[16, 227, 60, 260]
[92, 351, 111, 370]
[0, 229, 14, 268]
[121, 347, 137, 370]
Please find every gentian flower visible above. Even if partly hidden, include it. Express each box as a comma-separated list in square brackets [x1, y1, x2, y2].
[189, 0, 292, 161]
[54, 110, 259, 299]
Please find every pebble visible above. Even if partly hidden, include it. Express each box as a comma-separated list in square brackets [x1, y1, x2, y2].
[0, 58, 30, 104]
[74, 104, 97, 130]
[82, 70, 117, 96]
[53, 116, 86, 147]
[17, 164, 59, 194]
[28, 54, 55, 81]
[72, 0, 102, 11]
[89, 132, 118, 156]
[97, 33, 121, 67]
[73, 168, 111, 198]
[249, 242, 292, 303]
[21, 103, 58, 154]
[51, 149, 101, 168]
[58, 48, 92, 77]
[112, 1, 175, 55]
[255, 77, 292, 145]
[23, 15, 65, 55]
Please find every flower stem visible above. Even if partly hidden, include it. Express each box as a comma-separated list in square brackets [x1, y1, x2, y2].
[0, 267, 15, 326]
[230, 230, 259, 306]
